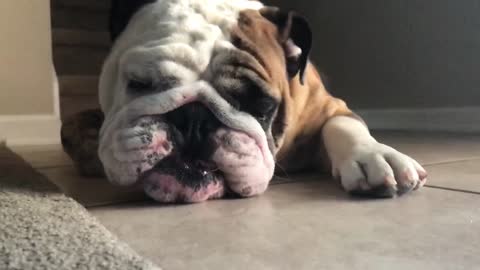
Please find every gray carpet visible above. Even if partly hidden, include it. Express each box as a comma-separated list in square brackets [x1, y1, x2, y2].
[0, 145, 162, 270]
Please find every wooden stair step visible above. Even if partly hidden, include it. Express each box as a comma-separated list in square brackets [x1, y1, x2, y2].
[53, 29, 111, 49]
[53, 45, 108, 75]
[51, 7, 109, 31]
[51, 0, 110, 12]
[59, 75, 99, 96]
[60, 95, 100, 121]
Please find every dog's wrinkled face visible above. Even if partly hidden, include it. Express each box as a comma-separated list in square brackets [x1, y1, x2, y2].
[98, 0, 311, 203]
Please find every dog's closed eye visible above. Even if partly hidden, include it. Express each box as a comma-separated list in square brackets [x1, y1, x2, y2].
[127, 78, 154, 92]
[127, 76, 179, 94]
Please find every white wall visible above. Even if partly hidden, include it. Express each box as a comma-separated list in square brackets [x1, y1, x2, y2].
[0, 0, 60, 145]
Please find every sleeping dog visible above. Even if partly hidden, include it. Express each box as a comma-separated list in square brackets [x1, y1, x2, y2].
[61, 0, 427, 203]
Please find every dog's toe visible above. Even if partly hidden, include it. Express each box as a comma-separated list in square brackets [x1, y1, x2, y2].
[337, 142, 426, 198]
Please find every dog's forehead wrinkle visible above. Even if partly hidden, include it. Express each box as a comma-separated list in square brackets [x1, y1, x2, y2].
[122, 45, 201, 76]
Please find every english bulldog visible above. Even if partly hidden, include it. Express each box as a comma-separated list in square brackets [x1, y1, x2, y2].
[61, 0, 427, 203]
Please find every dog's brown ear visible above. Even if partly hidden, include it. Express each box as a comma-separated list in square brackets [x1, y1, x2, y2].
[260, 7, 312, 84]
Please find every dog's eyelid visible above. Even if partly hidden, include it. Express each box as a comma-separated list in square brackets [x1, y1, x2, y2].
[127, 78, 154, 92]
[158, 75, 180, 85]
[259, 96, 279, 111]
[126, 72, 152, 84]
[125, 73, 181, 93]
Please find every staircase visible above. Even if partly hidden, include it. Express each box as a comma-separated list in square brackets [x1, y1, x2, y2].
[51, 0, 111, 121]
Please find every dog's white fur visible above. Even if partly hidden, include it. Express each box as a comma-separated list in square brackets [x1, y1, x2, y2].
[323, 116, 426, 192]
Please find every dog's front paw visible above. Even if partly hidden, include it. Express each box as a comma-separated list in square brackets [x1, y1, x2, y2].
[334, 142, 427, 198]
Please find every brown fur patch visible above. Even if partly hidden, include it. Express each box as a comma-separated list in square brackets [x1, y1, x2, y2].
[234, 10, 357, 172]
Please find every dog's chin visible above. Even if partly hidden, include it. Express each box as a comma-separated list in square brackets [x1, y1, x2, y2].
[140, 156, 226, 203]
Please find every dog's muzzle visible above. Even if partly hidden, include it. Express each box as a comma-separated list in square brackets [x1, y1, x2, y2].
[99, 82, 275, 203]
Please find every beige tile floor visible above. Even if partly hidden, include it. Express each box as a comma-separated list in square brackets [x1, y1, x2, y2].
[11, 131, 480, 270]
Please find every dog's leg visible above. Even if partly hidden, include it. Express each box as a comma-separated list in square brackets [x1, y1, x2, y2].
[61, 109, 105, 177]
[321, 116, 427, 197]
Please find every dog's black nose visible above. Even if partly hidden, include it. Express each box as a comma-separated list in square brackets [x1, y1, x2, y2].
[165, 102, 220, 159]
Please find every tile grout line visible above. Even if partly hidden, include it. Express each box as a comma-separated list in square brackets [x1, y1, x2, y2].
[25, 157, 480, 171]
[85, 198, 151, 209]
[422, 157, 480, 167]
[25, 155, 480, 172]
[424, 185, 480, 195]
[35, 164, 75, 171]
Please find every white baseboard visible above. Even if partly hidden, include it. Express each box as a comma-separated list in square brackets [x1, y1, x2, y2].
[0, 115, 61, 146]
[357, 107, 480, 133]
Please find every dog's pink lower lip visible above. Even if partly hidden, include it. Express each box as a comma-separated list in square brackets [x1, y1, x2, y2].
[141, 171, 225, 203]
[137, 154, 224, 203]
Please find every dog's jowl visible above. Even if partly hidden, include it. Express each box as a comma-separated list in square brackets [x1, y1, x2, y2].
[61, 0, 427, 203]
